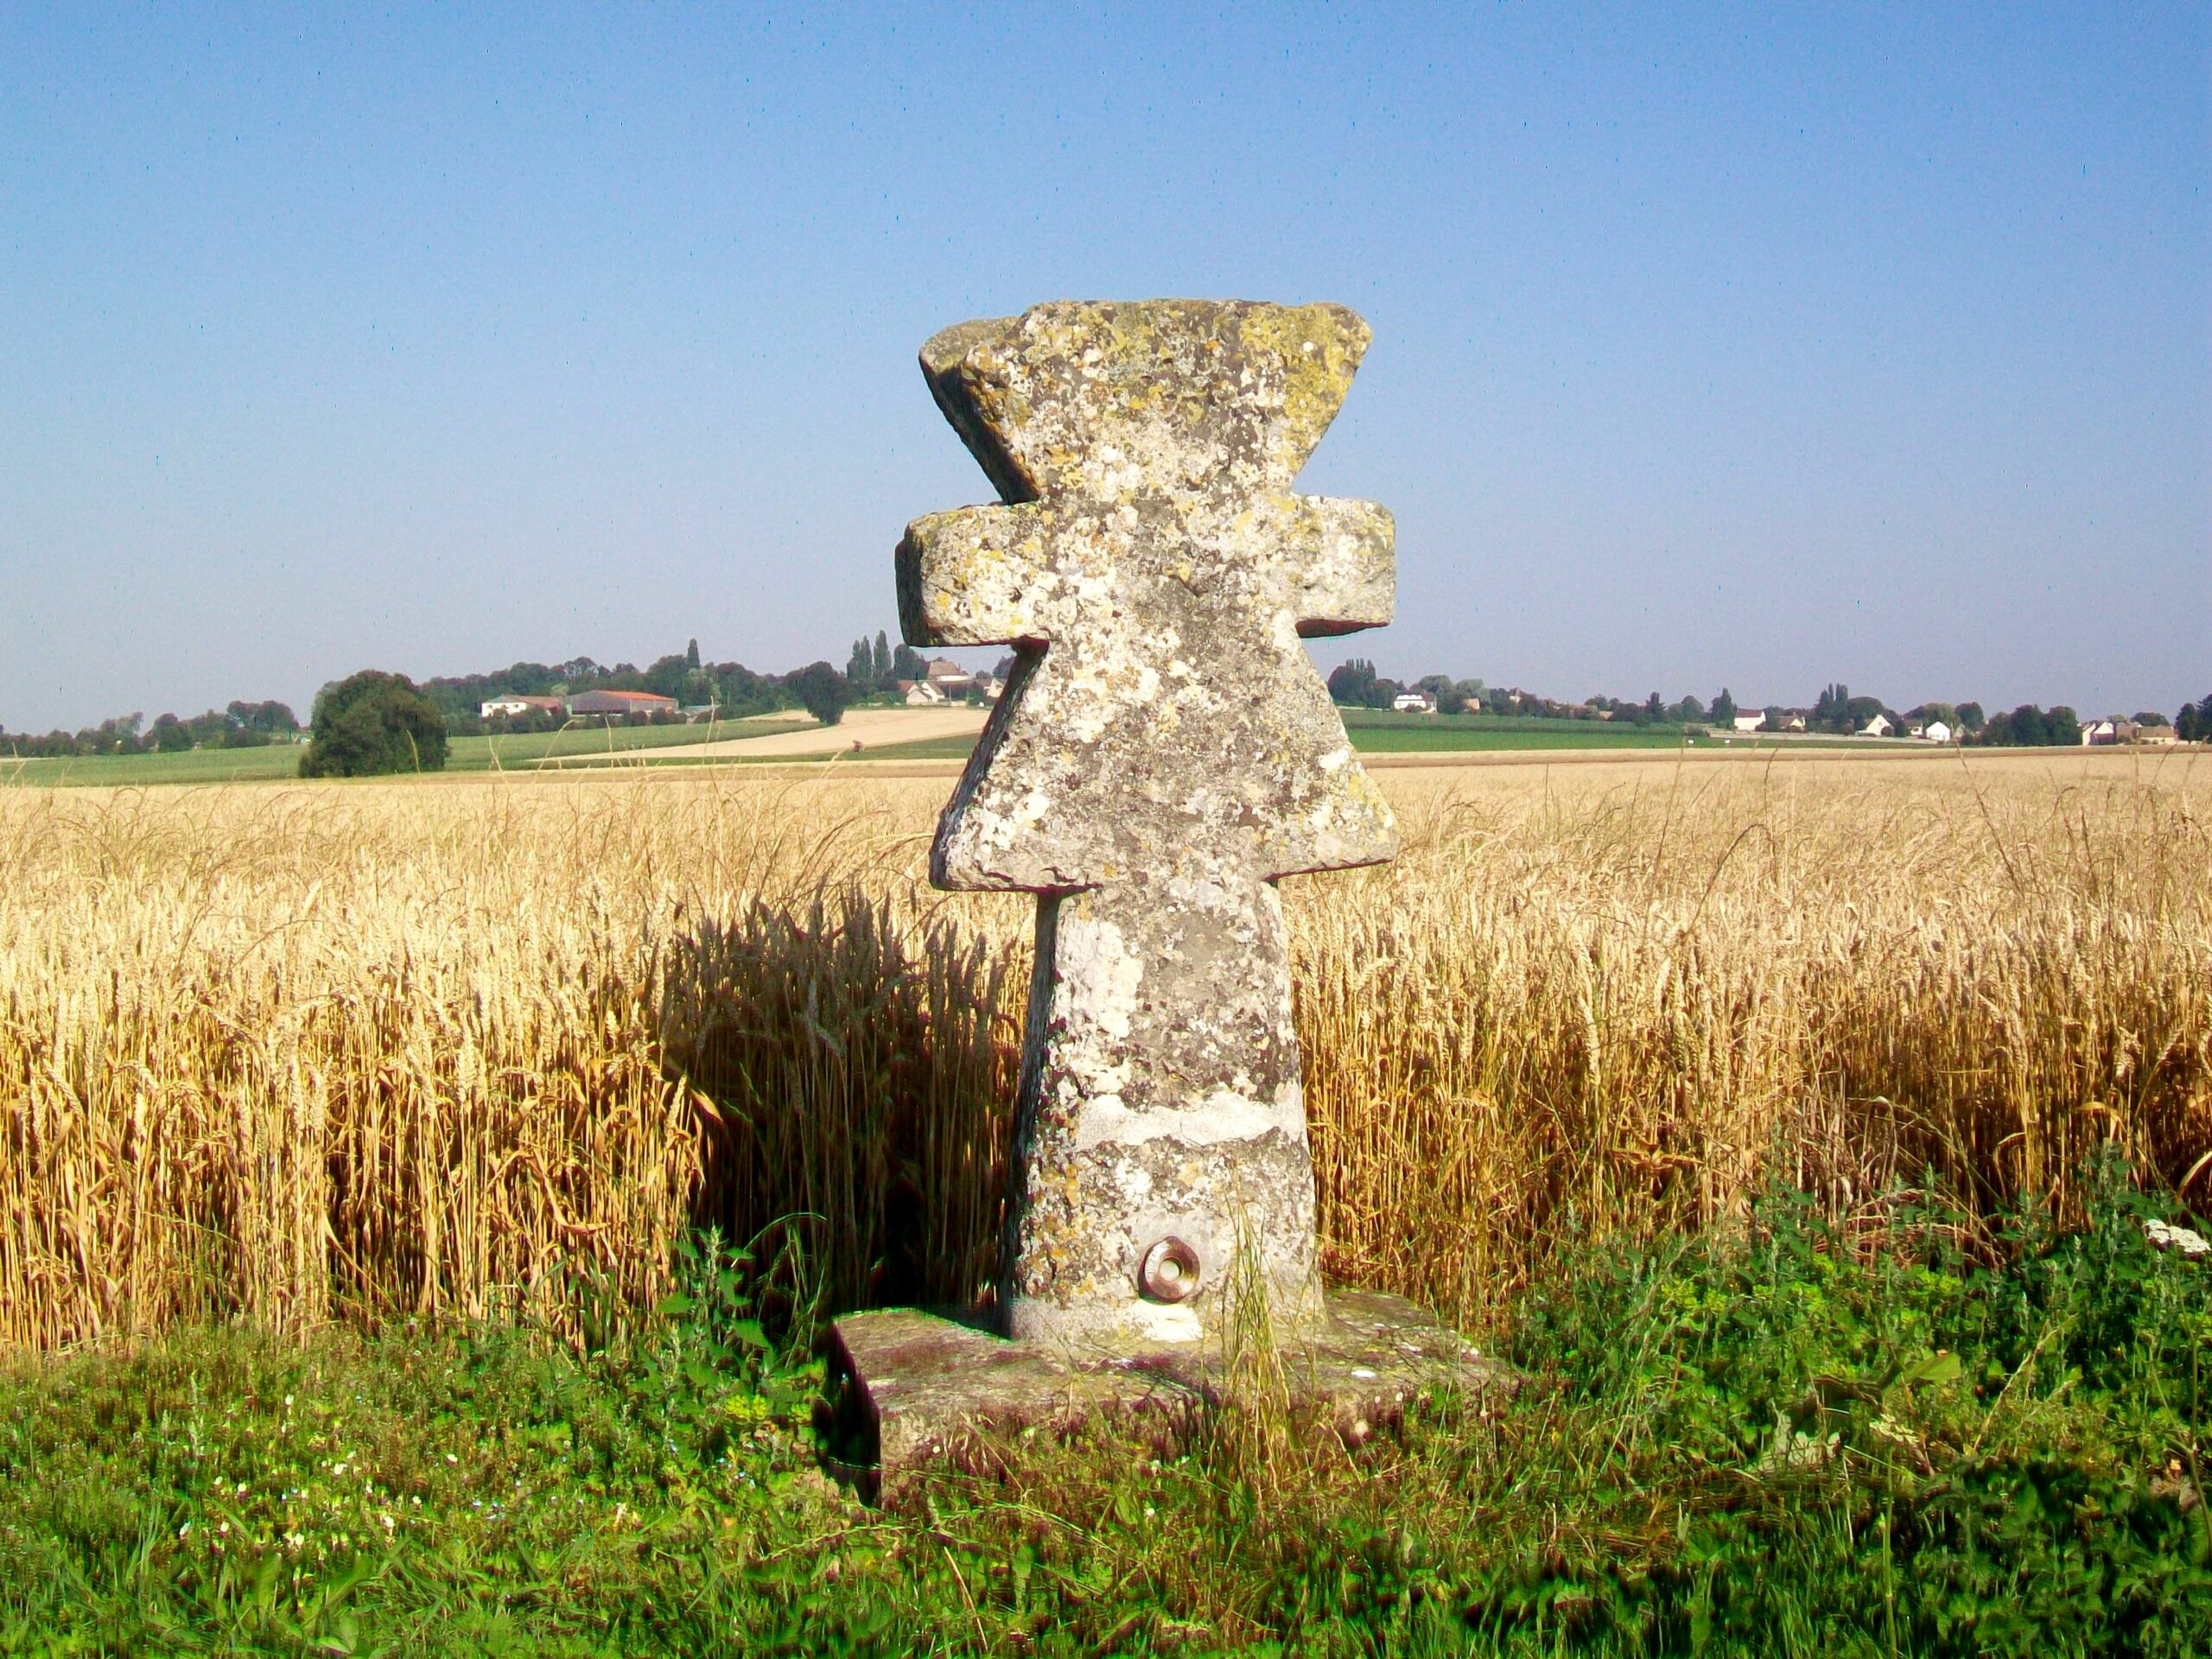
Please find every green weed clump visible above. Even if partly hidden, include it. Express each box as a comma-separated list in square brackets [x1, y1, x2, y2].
[3, 1177, 2205, 1656]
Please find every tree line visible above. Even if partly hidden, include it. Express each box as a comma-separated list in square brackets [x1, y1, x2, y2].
[843, 632, 930, 694]
[421, 639, 792, 734]
[0, 701, 301, 760]
[418, 632, 964, 738]
[0, 639, 889, 777]
[1325, 664, 2210, 749]
[324, 639, 898, 776]
[10, 648, 2206, 774]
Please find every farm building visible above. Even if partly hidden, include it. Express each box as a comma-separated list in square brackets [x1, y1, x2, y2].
[567, 690, 677, 718]
[924, 657, 976, 695]
[2083, 719, 2179, 747]
[1392, 691, 1437, 713]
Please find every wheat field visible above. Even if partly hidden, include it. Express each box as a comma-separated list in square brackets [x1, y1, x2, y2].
[1, 749, 2206, 1351]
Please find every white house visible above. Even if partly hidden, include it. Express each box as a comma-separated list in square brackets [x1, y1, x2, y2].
[2082, 718, 2147, 747]
[1856, 713, 1894, 738]
[899, 679, 945, 706]
[1923, 720, 1953, 745]
[480, 695, 565, 720]
[1392, 690, 1438, 714]
[1731, 713, 1765, 734]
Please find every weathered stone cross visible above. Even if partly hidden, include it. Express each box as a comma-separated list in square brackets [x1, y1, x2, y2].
[899, 299, 1398, 1355]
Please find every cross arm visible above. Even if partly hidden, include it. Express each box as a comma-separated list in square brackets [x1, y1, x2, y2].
[1283, 496, 1395, 637]
[896, 503, 1058, 647]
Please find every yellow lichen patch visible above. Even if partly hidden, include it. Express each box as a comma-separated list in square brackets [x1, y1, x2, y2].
[1236, 303, 1370, 472]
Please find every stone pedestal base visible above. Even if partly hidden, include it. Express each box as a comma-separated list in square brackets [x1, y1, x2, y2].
[824, 1288, 1516, 1503]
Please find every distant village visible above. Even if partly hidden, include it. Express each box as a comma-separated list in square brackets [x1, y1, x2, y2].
[474, 655, 2200, 753]
[1320, 664, 2200, 747]
[475, 672, 2191, 750]
[476, 654, 1011, 722]
[8, 637, 2207, 760]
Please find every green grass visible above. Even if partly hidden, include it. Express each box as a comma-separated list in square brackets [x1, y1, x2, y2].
[839, 717, 1728, 766]
[614, 715, 1725, 771]
[1341, 715, 1708, 753]
[0, 744, 308, 788]
[0, 711, 2101, 788]
[4, 1173, 2205, 1655]
[459, 717, 798, 770]
[0, 720, 805, 789]
[838, 734, 989, 762]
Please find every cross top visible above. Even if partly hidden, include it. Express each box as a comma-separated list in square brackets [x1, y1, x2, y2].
[899, 299, 1398, 896]
[899, 299, 1398, 1351]
[918, 299, 1371, 499]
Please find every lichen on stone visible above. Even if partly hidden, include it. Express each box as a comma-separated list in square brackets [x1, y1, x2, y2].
[899, 299, 1398, 1353]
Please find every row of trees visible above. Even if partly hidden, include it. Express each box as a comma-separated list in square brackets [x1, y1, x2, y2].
[280, 670, 2212, 779]
[1329, 661, 1721, 725]
[1325, 661, 1573, 718]
[0, 700, 300, 759]
[1, 639, 894, 774]
[423, 634, 963, 735]
[299, 652, 870, 778]
[1968, 702, 2204, 747]
[1325, 665, 2212, 749]
[843, 631, 929, 696]
[419, 639, 793, 734]
[16, 652, 2206, 772]
[1974, 705, 2081, 747]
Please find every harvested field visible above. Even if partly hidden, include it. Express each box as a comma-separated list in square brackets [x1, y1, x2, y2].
[1, 747, 2206, 1349]
[568, 704, 991, 763]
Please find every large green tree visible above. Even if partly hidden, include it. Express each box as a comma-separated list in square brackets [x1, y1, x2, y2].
[1975, 703, 2081, 748]
[1811, 683, 1852, 733]
[300, 671, 448, 778]
[1327, 659, 1377, 707]
[785, 662, 849, 727]
[1326, 658, 1401, 709]
[845, 638, 877, 691]
[227, 699, 299, 736]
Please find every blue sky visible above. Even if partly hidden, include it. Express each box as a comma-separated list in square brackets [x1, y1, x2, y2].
[3, 3, 2205, 730]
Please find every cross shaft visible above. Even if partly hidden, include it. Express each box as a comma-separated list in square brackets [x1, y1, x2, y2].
[899, 299, 1396, 1351]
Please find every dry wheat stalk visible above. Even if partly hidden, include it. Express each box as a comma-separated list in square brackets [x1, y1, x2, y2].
[0, 752, 2203, 1348]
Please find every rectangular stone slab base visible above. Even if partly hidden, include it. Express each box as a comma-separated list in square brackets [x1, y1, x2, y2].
[825, 1288, 1516, 1504]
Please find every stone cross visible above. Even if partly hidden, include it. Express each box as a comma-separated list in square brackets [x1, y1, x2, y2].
[899, 299, 1396, 1355]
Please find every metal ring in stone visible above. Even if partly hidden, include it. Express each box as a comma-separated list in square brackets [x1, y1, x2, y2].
[1138, 1236, 1200, 1303]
